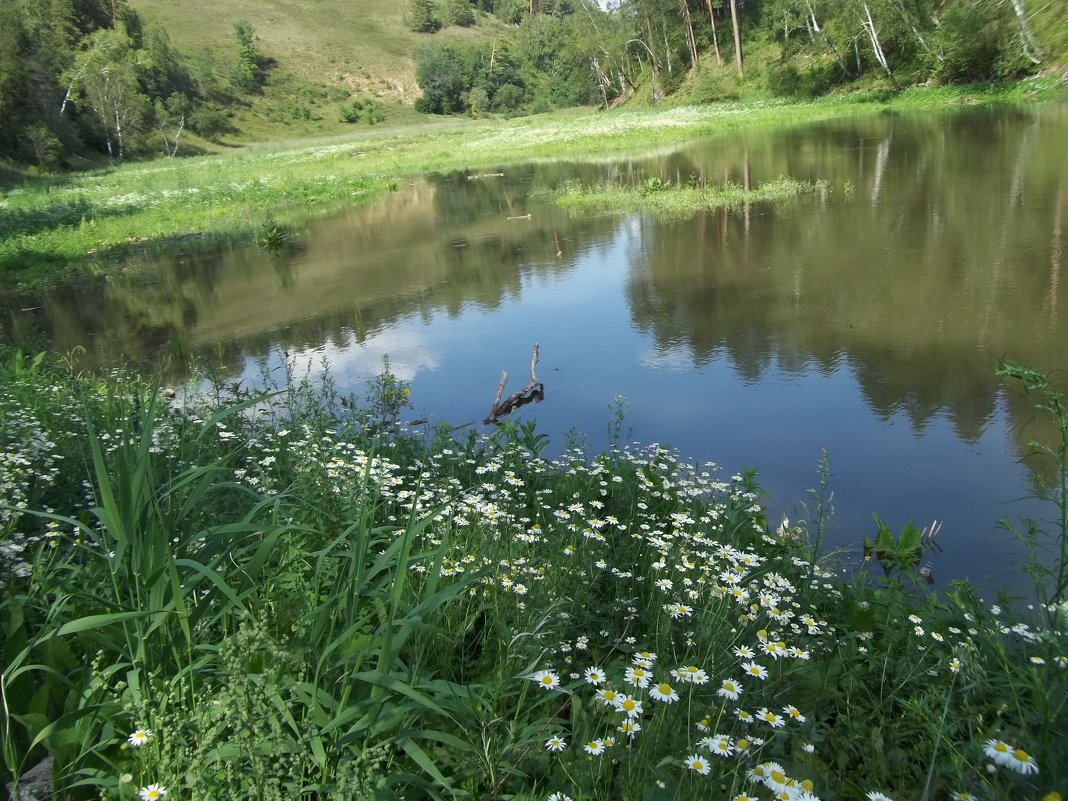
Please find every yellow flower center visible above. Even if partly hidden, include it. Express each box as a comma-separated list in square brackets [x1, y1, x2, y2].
[770, 769, 787, 784]
[1014, 748, 1030, 761]
[657, 683, 672, 695]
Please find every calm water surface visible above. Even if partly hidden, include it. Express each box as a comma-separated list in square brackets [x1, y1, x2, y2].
[8, 104, 1068, 593]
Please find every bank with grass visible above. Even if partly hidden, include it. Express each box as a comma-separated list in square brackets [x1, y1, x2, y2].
[1, 350, 1066, 800]
[2, 78, 1065, 288]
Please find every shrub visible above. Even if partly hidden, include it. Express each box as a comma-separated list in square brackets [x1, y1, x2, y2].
[189, 106, 230, 141]
[345, 97, 387, 126]
[491, 81, 526, 112]
[446, 0, 476, 27]
[406, 0, 442, 33]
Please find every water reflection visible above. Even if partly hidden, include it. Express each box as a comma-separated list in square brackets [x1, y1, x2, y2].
[4, 104, 1068, 592]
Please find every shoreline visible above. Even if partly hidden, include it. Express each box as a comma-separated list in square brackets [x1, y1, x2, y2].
[2, 77, 1065, 288]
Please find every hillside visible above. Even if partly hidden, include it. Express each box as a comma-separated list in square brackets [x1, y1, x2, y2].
[127, 0, 513, 138]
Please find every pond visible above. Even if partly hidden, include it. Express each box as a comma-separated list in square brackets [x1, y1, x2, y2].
[5, 103, 1068, 595]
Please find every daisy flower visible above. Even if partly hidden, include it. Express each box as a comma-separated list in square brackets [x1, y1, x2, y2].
[1005, 746, 1039, 775]
[545, 736, 567, 752]
[583, 739, 607, 755]
[624, 665, 651, 687]
[682, 665, 709, 684]
[783, 704, 806, 723]
[649, 681, 680, 703]
[708, 734, 734, 757]
[584, 666, 607, 685]
[531, 670, 560, 690]
[127, 729, 152, 748]
[950, 793, 977, 801]
[757, 707, 785, 728]
[613, 695, 643, 718]
[742, 661, 769, 680]
[983, 738, 1012, 765]
[596, 687, 620, 706]
[761, 762, 790, 791]
[139, 786, 166, 801]
[547, 793, 573, 801]
[668, 603, 693, 619]
[736, 708, 754, 723]
[734, 645, 755, 659]
[617, 720, 641, 738]
[684, 754, 711, 775]
[717, 678, 743, 700]
[866, 792, 892, 801]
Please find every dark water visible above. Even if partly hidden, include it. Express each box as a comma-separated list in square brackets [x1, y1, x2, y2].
[6, 104, 1068, 595]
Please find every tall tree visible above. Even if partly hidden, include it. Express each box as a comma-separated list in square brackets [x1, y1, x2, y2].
[860, 1, 899, 89]
[729, 0, 743, 77]
[679, 0, 699, 70]
[704, 0, 723, 65]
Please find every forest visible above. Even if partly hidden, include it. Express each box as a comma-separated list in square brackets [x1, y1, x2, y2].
[0, 0, 1065, 168]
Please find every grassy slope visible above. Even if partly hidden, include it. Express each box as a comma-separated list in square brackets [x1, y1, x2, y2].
[127, 0, 511, 139]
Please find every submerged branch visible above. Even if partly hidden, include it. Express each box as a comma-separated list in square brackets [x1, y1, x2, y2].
[484, 344, 544, 425]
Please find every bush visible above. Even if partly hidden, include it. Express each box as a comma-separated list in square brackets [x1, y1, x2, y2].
[406, 0, 441, 33]
[768, 60, 842, 98]
[340, 96, 385, 125]
[446, 0, 476, 27]
[491, 81, 526, 112]
[190, 106, 230, 141]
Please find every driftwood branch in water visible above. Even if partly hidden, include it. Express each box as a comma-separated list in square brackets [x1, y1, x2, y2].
[484, 343, 544, 425]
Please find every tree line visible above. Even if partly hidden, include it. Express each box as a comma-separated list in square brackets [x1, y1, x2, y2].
[0, 0, 1059, 166]
[0, 0, 267, 168]
[410, 0, 1059, 116]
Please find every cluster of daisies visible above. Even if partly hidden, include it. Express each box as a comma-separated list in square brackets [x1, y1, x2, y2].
[982, 738, 1040, 775]
[530, 644, 819, 799]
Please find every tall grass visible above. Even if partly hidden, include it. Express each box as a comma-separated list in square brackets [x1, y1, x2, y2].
[1, 351, 1065, 799]
[538, 174, 823, 218]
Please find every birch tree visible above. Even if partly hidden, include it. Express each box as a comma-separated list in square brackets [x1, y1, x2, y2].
[729, 0, 743, 77]
[76, 24, 148, 158]
[704, 0, 723, 65]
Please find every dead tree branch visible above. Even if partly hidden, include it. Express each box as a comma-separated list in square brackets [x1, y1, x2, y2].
[484, 343, 544, 424]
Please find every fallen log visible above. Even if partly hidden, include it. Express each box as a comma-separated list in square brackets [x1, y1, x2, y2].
[484, 343, 544, 425]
